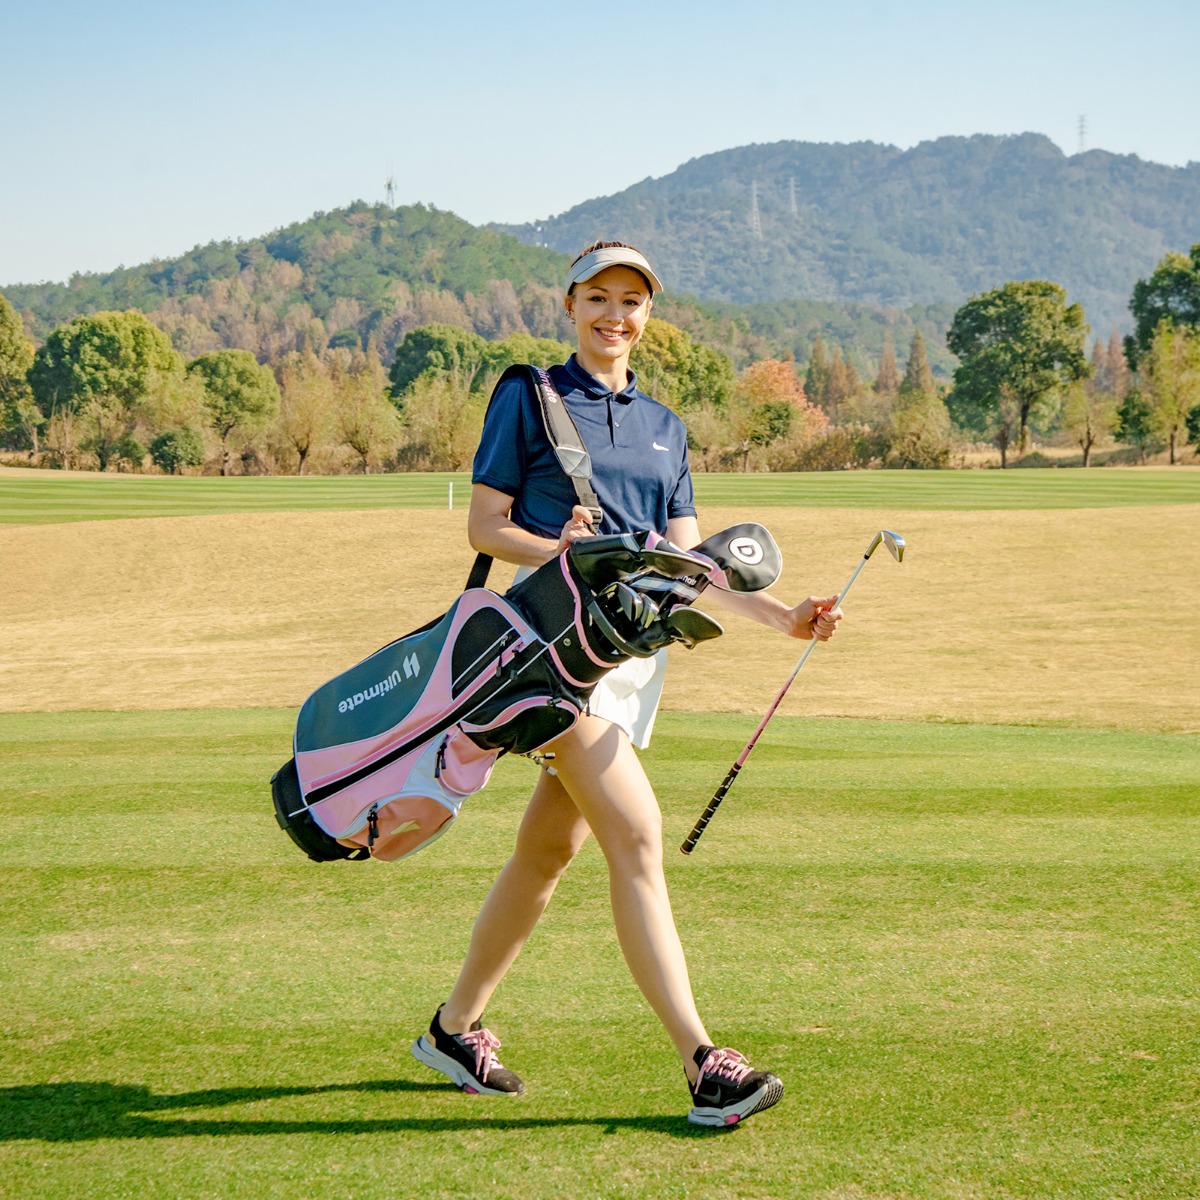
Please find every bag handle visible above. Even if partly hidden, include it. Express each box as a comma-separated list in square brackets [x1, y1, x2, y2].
[467, 365, 603, 589]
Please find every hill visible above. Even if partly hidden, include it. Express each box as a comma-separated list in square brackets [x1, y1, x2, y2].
[1, 202, 951, 372]
[497, 133, 1200, 335]
[3, 204, 572, 361]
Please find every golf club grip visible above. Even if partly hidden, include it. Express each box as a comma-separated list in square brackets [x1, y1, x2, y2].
[680, 763, 742, 854]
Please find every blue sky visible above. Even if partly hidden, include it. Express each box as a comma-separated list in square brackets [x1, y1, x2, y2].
[3, 0, 1198, 286]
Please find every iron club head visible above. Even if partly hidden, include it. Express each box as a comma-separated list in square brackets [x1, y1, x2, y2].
[864, 529, 906, 563]
[880, 530, 905, 563]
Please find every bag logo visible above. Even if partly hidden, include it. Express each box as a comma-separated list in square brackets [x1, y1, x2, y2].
[337, 664, 410, 714]
[729, 537, 764, 565]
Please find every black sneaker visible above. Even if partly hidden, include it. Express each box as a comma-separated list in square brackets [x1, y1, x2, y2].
[687, 1045, 783, 1126]
[411, 1006, 524, 1096]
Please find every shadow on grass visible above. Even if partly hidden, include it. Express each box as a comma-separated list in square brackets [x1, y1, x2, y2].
[1, 1080, 713, 1141]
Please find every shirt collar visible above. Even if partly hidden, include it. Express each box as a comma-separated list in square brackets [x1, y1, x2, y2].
[564, 354, 639, 403]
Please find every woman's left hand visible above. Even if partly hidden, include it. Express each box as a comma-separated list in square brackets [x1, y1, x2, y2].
[780, 594, 843, 641]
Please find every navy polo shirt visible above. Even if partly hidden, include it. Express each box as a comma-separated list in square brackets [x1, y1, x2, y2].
[472, 355, 696, 539]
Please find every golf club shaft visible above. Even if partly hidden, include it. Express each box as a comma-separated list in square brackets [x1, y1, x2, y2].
[679, 548, 876, 856]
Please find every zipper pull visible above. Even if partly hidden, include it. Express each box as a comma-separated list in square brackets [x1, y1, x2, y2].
[367, 804, 379, 848]
[435, 737, 448, 779]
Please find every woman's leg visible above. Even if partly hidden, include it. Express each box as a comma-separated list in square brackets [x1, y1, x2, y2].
[547, 714, 710, 1075]
[439, 765, 591, 1034]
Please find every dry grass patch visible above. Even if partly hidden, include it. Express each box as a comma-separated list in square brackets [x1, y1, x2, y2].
[2, 505, 1197, 731]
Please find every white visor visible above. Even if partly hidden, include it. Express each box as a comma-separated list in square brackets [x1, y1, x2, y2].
[565, 247, 663, 296]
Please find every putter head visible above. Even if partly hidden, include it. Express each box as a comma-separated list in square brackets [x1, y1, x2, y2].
[866, 529, 906, 563]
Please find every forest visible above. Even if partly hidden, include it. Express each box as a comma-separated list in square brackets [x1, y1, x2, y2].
[2, 148, 1199, 478]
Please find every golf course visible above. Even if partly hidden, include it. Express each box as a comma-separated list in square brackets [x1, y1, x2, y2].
[2, 466, 1198, 1199]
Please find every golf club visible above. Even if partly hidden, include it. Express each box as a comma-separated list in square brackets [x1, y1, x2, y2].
[680, 530, 906, 855]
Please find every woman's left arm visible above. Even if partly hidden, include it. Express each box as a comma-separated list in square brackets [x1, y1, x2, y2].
[665, 515, 843, 642]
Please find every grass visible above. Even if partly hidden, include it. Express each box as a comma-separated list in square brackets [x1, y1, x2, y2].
[2, 708, 1197, 1199]
[2, 465, 1199, 525]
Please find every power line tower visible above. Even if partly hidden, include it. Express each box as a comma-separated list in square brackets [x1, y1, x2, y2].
[385, 172, 396, 207]
[750, 180, 763, 241]
[1077, 115, 1087, 155]
[789, 176, 799, 218]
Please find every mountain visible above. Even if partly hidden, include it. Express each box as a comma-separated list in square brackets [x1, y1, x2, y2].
[496, 133, 1200, 335]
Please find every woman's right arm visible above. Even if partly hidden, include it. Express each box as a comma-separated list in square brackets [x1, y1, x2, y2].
[468, 484, 596, 569]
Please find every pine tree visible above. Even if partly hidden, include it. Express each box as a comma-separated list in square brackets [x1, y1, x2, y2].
[900, 330, 936, 399]
[1107, 328, 1129, 398]
[804, 333, 830, 413]
[874, 337, 900, 402]
[825, 348, 862, 423]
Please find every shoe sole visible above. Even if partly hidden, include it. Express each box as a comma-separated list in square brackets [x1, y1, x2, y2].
[411, 1035, 523, 1096]
[687, 1076, 784, 1127]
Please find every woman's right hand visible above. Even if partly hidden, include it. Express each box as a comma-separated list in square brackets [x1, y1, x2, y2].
[555, 505, 597, 554]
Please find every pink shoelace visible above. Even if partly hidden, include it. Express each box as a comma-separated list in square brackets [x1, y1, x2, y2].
[459, 1027, 504, 1083]
[696, 1047, 752, 1091]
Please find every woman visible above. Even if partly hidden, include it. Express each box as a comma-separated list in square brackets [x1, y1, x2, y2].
[412, 241, 843, 1126]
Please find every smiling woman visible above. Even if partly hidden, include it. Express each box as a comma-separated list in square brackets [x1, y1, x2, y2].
[406, 239, 849, 1127]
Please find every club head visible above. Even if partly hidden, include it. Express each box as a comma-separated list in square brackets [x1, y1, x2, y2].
[865, 529, 906, 563]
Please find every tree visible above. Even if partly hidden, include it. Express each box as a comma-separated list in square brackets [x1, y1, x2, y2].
[394, 373, 484, 471]
[148, 428, 205, 474]
[900, 330, 936, 400]
[824, 348, 863, 423]
[387, 323, 488, 401]
[888, 332, 951, 468]
[28, 310, 180, 469]
[874, 337, 900, 405]
[276, 351, 334, 475]
[332, 350, 401, 473]
[1126, 244, 1200, 369]
[187, 349, 280, 475]
[804, 333, 831, 412]
[946, 280, 1088, 465]
[1061, 382, 1114, 468]
[630, 319, 734, 410]
[726, 359, 821, 471]
[1186, 401, 1200, 454]
[1115, 390, 1159, 462]
[0, 293, 39, 455]
[479, 332, 573, 389]
[1140, 321, 1200, 463]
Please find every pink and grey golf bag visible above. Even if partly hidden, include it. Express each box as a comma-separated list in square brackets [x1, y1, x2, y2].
[271, 524, 781, 863]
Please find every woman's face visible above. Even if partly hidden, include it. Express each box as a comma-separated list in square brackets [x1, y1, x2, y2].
[566, 265, 653, 373]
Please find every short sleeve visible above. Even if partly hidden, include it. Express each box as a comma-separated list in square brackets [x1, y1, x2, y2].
[472, 376, 528, 497]
[667, 438, 696, 519]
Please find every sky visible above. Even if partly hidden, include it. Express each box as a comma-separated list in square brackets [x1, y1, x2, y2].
[3, 0, 1198, 286]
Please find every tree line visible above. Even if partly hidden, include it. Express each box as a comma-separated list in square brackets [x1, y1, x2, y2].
[2, 243, 1198, 475]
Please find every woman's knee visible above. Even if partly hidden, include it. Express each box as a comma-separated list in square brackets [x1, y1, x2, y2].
[597, 805, 664, 874]
[512, 822, 584, 882]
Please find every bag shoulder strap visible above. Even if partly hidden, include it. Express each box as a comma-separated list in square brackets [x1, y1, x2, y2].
[467, 364, 604, 589]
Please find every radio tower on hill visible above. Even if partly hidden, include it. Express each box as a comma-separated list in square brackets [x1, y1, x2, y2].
[1077, 115, 1087, 154]
[385, 172, 396, 207]
[750, 181, 763, 240]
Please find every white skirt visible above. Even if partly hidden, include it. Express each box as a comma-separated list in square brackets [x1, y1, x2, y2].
[511, 564, 667, 749]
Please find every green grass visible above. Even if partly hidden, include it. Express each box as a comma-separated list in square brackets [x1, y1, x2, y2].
[2, 466, 1198, 525]
[2, 709, 1197, 1199]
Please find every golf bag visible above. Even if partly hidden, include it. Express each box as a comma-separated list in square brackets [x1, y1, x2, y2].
[271, 523, 782, 864]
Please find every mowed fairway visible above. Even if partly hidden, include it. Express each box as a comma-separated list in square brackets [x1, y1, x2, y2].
[2, 469, 1198, 1200]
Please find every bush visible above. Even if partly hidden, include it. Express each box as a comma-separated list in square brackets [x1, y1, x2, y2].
[784, 424, 886, 471]
[150, 428, 205, 475]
